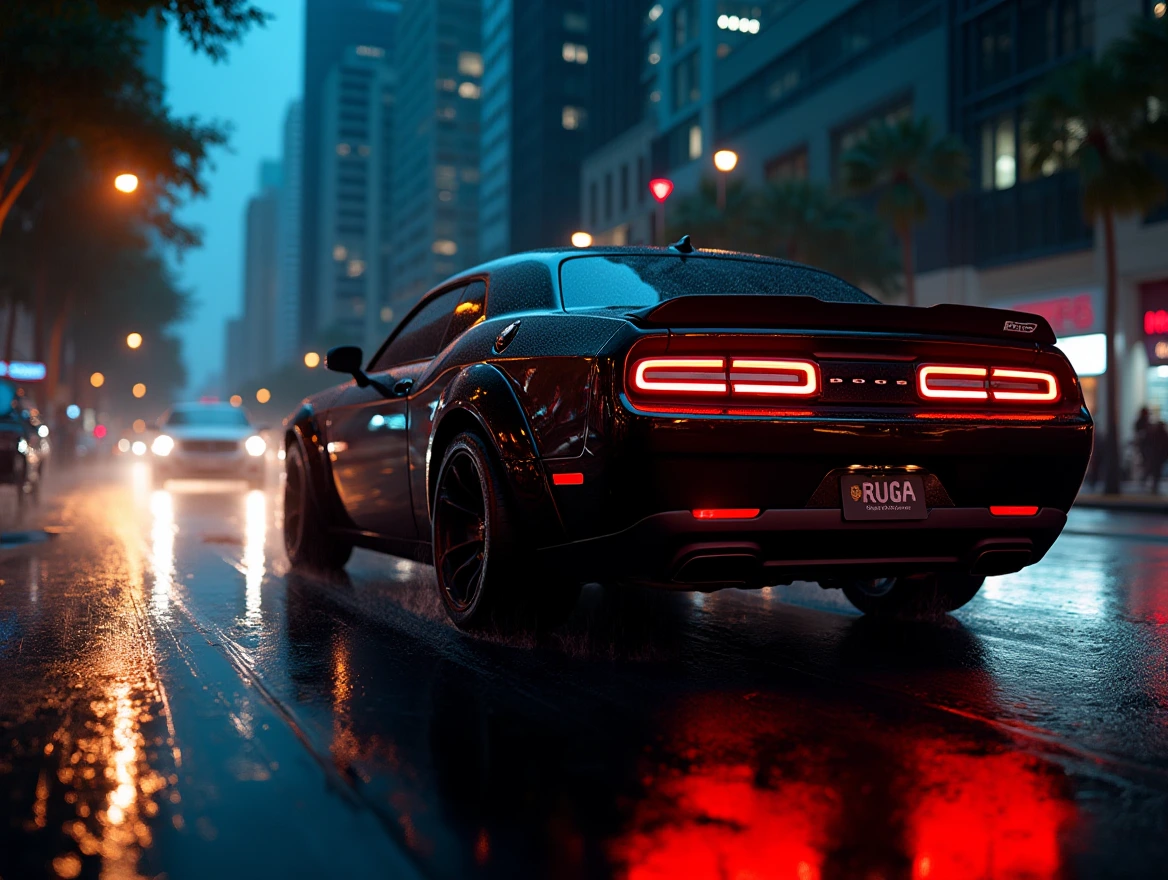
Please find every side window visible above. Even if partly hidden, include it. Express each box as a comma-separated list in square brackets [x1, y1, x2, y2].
[440, 280, 486, 350]
[370, 286, 464, 372]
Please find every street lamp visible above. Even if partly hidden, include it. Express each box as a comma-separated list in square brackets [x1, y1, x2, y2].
[229, 394, 243, 407]
[126, 332, 142, 349]
[571, 231, 593, 248]
[649, 178, 674, 246]
[256, 388, 271, 404]
[304, 351, 321, 368]
[132, 383, 147, 398]
[713, 150, 739, 211]
[114, 173, 139, 194]
[90, 372, 105, 388]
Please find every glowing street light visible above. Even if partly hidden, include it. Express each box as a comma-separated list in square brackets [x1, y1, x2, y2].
[304, 351, 321, 368]
[114, 173, 139, 194]
[713, 149, 739, 211]
[649, 178, 674, 246]
[126, 331, 143, 349]
[229, 394, 243, 407]
[571, 231, 593, 248]
[132, 383, 147, 398]
[90, 372, 105, 388]
[256, 388, 271, 404]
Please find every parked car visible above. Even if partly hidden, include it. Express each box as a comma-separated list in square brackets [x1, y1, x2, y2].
[151, 402, 267, 487]
[283, 243, 1092, 629]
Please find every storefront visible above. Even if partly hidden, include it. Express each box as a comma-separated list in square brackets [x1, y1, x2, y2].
[994, 288, 1105, 414]
[1140, 280, 1168, 420]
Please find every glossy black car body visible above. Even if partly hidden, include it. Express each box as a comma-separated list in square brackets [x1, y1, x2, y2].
[285, 246, 1092, 624]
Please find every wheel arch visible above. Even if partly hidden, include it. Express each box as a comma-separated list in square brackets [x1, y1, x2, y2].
[426, 363, 565, 547]
[284, 404, 353, 528]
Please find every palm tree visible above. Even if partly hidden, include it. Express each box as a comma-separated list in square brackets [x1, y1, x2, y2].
[1026, 54, 1166, 494]
[839, 116, 969, 307]
[665, 177, 761, 252]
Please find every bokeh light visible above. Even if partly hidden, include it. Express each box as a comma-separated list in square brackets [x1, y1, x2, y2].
[126, 332, 142, 349]
[256, 388, 271, 404]
[304, 351, 321, 368]
[229, 395, 243, 407]
[90, 372, 105, 388]
[132, 383, 146, 398]
[132, 419, 146, 433]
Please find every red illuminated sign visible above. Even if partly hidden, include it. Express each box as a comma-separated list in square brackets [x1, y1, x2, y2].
[649, 178, 674, 203]
[1009, 292, 1098, 337]
[1141, 280, 1168, 365]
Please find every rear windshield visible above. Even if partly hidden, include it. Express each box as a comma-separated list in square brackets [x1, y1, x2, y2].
[559, 254, 876, 309]
[165, 408, 250, 427]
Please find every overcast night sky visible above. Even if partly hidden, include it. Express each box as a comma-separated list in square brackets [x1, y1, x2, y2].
[164, 1, 303, 395]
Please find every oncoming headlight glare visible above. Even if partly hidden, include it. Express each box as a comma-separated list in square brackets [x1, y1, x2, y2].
[245, 435, 267, 457]
[151, 434, 175, 456]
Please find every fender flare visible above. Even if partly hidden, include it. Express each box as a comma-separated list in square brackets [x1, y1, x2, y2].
[426, 363, 564, 545]
[284, 403, 355, 529]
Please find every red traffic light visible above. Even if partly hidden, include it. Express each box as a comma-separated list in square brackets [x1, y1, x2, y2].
[94, 425, 107, 440]
[649, 178, 674, 203]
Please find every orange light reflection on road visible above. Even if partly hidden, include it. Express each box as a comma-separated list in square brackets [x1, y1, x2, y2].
[243, 489, 266, 626]
[150, 489, 175, 616]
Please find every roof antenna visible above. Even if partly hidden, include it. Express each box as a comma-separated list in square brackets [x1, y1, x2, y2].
[669, 234, 695, 254]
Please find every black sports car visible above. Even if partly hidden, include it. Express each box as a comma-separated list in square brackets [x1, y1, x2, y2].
[283, 242, 1092, 628]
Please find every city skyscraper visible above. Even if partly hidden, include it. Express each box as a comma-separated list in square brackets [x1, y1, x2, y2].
[239, 161, 282, 384]
[300, 0, 400, 347]
[390, 0, 483, 310]
[479, 0, 645, 260]
[275, 101, 303, 367]
[316, 47, 395, 353]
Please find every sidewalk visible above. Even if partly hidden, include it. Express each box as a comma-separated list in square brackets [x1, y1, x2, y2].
[1075, 480, 1168, 513]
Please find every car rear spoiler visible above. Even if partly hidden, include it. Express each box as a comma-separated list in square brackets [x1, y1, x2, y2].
[629, 295, 1057, 345]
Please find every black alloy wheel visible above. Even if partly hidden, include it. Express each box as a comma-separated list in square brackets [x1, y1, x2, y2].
[283, 442, 352, 571]
[841, 572, 987, 616]
[433, 431, 579, 631]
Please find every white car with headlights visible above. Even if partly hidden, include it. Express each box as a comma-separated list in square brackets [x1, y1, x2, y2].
[151, 402, 267, 487]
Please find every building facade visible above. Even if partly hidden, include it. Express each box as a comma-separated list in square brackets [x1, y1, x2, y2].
[275, 101, 303, 368]
[587, 0, 1168, 442]
[479, 0, 647, 260]
[391, 0, 483, 311]
[317, 47, 396, 352]
[300, 0, 399, 348]
[235, 161, 283, 387]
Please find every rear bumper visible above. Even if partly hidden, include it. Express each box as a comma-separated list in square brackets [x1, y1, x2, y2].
[537, 507, 1067, 589]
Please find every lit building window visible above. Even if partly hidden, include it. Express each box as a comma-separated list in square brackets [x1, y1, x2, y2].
[336, 143, 351, 156]
[437, 106, 456, 120]
[357, 144, 371, 156]
[562, 106, 587, 130]
[461, 167, 480, 183]
[458, 51, 483, 77]
[355, 45, 385, 57]
[1156, 1, 1166, 18]
[980, 115, 1016, 191]
[647, 36, 661, 65]
[647, 4, 662, 23]
[432, 240, 458, 256]
[688, 124, 702, 161]
[458, 81, 481, 99]
[333, 245, 348, 261]
[716, 15, 760, 34]
[380, 306, 394, 323]
[437, 78, 457, 91]
[562, 42, 589, 64]
[438, 190, 454, 202]
[347, 259, 366, 278]
[649, 89, 661, 103]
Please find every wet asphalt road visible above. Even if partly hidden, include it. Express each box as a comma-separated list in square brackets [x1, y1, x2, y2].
[1, 463, 1167, 879]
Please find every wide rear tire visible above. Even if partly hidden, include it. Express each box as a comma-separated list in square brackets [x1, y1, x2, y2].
[432, 431, 579, 632]
[284, 442, 352, 571]
[841, 572, 986, 616]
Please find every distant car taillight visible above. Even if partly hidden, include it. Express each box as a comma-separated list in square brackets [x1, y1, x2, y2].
[630, 356, 820, 403]
[631, 357, 727, 394]
[917, 365, 1060, 404]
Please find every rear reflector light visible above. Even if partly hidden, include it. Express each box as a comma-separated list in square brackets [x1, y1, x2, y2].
[917, 365, 989, 400]
[989, 368, 1059, 402]
[552, 472, 584, 486]
[632, 357, 727, 394]
[730, 358, 819, 396]
[692, 508, 761, 519]
[990, 505, 1039, 516]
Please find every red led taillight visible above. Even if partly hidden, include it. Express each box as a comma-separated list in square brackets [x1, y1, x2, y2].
[631, 357, 727, 394]
[917, 365, 1060, 404]
[989, 368, 1059, 402]
[990, 505, 1039, 516]
[692, 508, 761, 519]
[729, 358, 819, 397]
[917, 365, 989, 400]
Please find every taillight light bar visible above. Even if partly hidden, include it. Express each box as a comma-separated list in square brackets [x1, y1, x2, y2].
[916, 365, 1060, 404]
[630, 357, 819, 399]
[632, 357, 727, 394]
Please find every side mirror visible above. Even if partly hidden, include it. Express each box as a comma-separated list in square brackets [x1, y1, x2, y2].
[326, 346, 369, 387]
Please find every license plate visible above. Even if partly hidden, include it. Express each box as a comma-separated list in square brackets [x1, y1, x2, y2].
[840, 474, 927, 521]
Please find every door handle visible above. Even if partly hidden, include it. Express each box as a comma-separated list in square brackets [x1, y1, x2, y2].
[393, 378, 414, 397]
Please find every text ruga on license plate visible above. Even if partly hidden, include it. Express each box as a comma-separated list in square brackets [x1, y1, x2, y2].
[840, 474, 927, 521]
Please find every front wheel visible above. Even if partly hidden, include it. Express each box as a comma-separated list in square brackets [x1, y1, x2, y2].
[432, 432, 578, 632]
[840, 573, 986, 616]
[283, 442, 352, 571]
